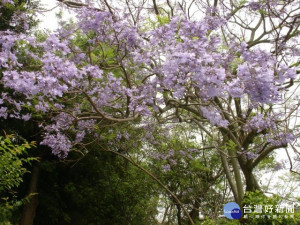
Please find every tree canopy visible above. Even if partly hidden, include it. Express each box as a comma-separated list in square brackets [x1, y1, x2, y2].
[0, 0, 300, 224]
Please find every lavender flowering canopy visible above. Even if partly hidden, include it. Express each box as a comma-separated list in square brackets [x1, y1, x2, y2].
[0, 0, 299, 159]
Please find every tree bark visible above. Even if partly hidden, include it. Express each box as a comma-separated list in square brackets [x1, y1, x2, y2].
[176, 203, 182, 225]
[189, 200, 200, 224]
[20, 164, 40, 225]
[218, 149, 239, 204]
[240, 166, 261, 192]
[228, 148, 244, 206]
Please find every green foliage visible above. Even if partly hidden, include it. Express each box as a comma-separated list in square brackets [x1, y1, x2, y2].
[238, 0, 248, 6]
[146, 125, 226, 222]
[0, 134, 36, 192]
[256, 155, 276, 170]
[224, 140, 237, 151]
[0, 134, 37, 224]
[142, 15, 170, 30]
[242, 191, 300, 225]
[200, 218, 240, 225]
[34, 149, 158, 225]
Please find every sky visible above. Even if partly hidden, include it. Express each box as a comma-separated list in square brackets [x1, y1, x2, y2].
[38, 0, 71, 31]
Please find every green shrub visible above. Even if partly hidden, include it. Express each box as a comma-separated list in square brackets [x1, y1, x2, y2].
[0, 134, 37, 223]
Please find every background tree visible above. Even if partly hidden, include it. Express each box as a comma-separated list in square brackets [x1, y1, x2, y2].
[33, 148, 158, 225]
[144, 124, 226, 224]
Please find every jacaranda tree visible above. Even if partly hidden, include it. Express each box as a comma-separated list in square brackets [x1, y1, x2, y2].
[1, 0, 299, 223]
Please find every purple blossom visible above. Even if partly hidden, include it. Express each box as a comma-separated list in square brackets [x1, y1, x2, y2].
[277, 64, 297, 83]
[245, 152, 258, 160]
[0, 107, 8, 119]
[273, 163, 283, 171]
[41, 133, 72, 158]
[188, 148, 199, 153]
[187, 154, 193, 160]
[162, 164, 171, 172]
[179, 150, 186, 156]
[227, 79, 244, 98]
[167, 149, 175, 157]
[22, 113, 31, 121]
[82, 65, 103, 79]
[2, 71, 39, 95]
[75, 131, 86, 143]
[123, 132, 130, 140]
[169, 159, 177, 166]
[0, 4, 299, 159]
[34, 100, 49, 113]
[248, 2, 263, 11]
[44, 113, 74, 132]
[244, 114, 275, 132]
[116, 133, 122, 140]
[266, 132, 296, 146]
[1, 0, 14, 4]
[201, 106, 229, 127]
[153, 153, 161, 160]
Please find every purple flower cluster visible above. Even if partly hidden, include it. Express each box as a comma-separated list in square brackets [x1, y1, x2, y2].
[248, 2, 263, 11]
[244, 114, 275, 133]
[0, 4, 298, 157]
[40, 133, 72, 157]
[162, 164, 171, 172]
[201, 106, 229, 127]
[150, 146, 201, 173]
[266, 132, 296, 146]
[0, 107, 7, 119]
[1, 0, 14, 5]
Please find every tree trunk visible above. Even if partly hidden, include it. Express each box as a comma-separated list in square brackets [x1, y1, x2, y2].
[228, 148, 244, 205]
[242, 167, 261, 192]
[189, 200, 200, 224]
[218, 149, 240, 204]
[176, 203, 182, 225]
[20, 164, 40, 225]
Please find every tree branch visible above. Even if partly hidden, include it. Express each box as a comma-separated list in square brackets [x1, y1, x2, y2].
[252, 144, 287, 168]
